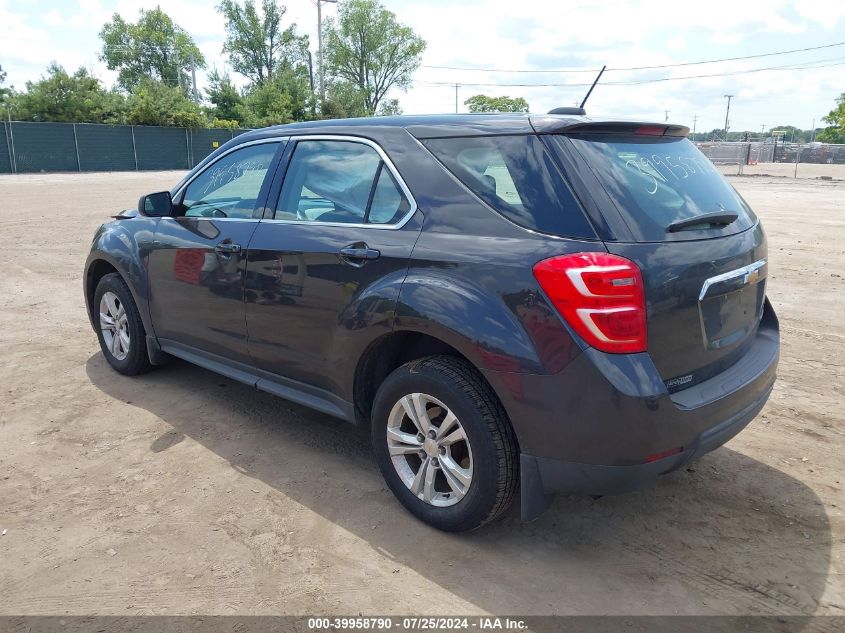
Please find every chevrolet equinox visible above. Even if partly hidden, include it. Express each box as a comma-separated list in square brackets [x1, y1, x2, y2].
[84, 112, 779, 531]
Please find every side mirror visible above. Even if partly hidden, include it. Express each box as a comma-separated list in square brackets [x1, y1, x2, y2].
[139, 191, 173, 217]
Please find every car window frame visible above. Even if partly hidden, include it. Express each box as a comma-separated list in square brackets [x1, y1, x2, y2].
[267, 135, 418, 230]
[171, 138, 288, 222]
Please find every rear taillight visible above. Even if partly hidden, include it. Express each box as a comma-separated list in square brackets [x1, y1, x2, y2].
[533, 252, 647, 354]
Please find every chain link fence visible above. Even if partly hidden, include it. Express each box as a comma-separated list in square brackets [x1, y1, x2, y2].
[695, 141, 845, 177]
[0, 121, 250, 174]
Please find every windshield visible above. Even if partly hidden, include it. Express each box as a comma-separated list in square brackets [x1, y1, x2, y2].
[554, 134, 756, 241]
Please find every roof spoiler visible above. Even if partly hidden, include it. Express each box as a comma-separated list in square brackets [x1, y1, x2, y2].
[548, 106, 587, 115]
[531, 117, 690, 137]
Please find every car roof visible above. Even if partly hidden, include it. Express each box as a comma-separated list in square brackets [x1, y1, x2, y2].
[232, 113, 684, 143]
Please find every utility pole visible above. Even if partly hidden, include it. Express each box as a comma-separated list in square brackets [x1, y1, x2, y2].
[316, 0, 338, 104]
[760, 124, 766, 139]
[723, 94, 733, 141]
[692, 114, 697, 139]
[811, 118, 816, 143]
[455, 83, 459, 113]
[189, 54, 199, 102]
[664, 110, 670, 123]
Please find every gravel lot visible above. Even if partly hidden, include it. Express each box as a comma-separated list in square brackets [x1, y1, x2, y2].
[0, 170, 843, 616]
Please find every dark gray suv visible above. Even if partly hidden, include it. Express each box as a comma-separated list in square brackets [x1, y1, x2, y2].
[84, 113, 779, 531]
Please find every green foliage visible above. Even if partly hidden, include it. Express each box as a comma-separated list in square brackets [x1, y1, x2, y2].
[238, 79, 294, 127]
[210, 118, 241, 129]
[817, 127, 845, 143]
[765, 125, 811, 143]
[818, 93, 845, 143]
[269, 66, 315, 121]
[464, 94, 529, 113]
[6, 63, 125, 123]
[100, 7, 205, 92]
[125, 79, 206, 127]
[320, 80, 368, 119]
[218, 0, 309, 86]
[238, 66, 314, 127]
[323, 0, 425, 115]
[377, 98, 402, 116]
[205, 68, 244, 122]
[0, 64, 9, 101]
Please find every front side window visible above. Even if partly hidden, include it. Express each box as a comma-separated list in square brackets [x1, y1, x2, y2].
[275, 139, 410, 225]
[180, 142, 279, 219]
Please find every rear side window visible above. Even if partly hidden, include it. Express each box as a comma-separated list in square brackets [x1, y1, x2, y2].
[423, 135, 595, 239]
[551, 134, 756, 241]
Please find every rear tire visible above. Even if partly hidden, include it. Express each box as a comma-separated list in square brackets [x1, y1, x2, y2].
[94, 273, 153, 376]
[371, 355, 518, 531]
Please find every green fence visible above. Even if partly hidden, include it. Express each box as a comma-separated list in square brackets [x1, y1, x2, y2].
[0, 121, 251, 174]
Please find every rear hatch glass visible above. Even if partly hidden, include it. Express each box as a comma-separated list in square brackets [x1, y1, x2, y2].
[549, 134, 756, 242]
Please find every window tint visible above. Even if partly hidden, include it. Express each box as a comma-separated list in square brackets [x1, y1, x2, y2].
[554, 134, 756, 241]
[181, 143, 278, 219]
[423, 135, 595, 239]
[275, 140, 409, 225]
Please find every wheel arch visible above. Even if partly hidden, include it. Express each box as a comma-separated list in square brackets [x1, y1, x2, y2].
[352, 330, 521, 451]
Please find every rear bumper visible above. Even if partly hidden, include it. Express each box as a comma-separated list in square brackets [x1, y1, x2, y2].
[482, 300, 779, 520]
[519, 379, 772, 519]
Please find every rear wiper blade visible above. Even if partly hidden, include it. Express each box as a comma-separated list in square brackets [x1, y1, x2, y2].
[666, 211, 739, 233]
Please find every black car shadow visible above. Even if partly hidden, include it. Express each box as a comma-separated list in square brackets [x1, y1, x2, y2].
[85, 353, 832, 618]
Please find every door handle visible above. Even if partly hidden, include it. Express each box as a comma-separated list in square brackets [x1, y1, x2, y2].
[215, 240, 242, 254]
[339, 246, 380, 263]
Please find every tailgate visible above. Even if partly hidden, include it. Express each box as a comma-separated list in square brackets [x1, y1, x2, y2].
[606, 224, 768, 390]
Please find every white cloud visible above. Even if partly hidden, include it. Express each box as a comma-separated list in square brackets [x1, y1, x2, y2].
[42, 9, 64, 27]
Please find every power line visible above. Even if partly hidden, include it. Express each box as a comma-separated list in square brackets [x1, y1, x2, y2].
[418, 57, 845, 88]
[420, 40, 845, 74]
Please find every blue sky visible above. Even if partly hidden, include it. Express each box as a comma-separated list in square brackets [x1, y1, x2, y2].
[1, 0, 843, 133]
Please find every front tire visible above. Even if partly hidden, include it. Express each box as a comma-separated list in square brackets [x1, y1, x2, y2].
[371, 356, 518, 532]
[94, 273, 152, 376]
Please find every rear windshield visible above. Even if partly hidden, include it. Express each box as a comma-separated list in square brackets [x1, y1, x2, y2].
[423, 135, 596, 239]
[551, 135, 756, 241]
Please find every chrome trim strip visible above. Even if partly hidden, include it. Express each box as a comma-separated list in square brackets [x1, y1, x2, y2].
[699, 259, 767, 301]
[261, 134, 419, 231]
[159, 217, 261, 223]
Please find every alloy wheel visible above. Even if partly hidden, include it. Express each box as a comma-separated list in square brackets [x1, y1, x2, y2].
[99, 291, 130, 361]
[386, 393, 473, 507]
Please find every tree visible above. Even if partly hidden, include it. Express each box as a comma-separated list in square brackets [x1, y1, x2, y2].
[320, 80, 368, 119]
[218, 0, 308, 86]
[100, 7, 205, 92]
[205, 68, 244, 122]
[125, 79, 205, 127]
[236, 65, 315, 127]
[238, 79, 294, 127]
[0, 64, 9, 101]
[7, 63, 125, 123]
[464, 94, 529, 113]
[818, 93, 845, 144]
[766, 125, 810, 144]
[377, 98, 401, 116]
[323, 0, 425, 115]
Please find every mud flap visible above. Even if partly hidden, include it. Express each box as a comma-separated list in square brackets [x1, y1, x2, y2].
[520, 454, 554, 521]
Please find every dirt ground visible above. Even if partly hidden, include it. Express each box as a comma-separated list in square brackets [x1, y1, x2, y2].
[0, 170, 843, 617]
